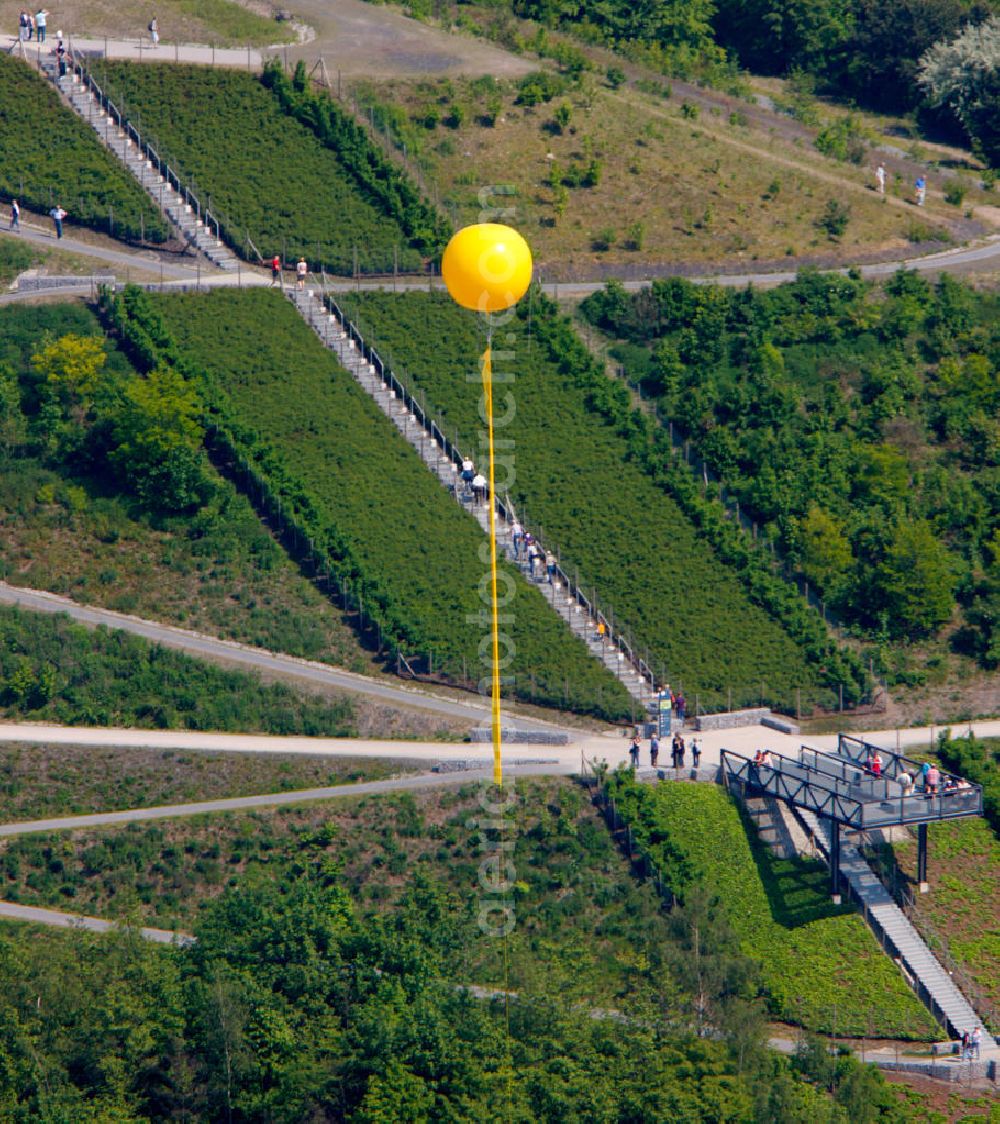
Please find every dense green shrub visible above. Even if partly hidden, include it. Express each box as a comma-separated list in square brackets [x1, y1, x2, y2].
[581, 272, 1000, 654]
[0, 56, 167, 243]
[0, 604, 356, 734]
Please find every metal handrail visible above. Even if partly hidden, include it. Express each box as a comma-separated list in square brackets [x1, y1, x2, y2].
[720, 748, 983, 830]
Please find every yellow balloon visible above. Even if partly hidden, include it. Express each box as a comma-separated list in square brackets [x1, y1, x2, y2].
[441, 224, 533, 314]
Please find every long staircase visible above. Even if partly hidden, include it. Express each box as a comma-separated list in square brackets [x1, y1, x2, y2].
[289, 287, 658, 711]
[45, 55, 238, 271]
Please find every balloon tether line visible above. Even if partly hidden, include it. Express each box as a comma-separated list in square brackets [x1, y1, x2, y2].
[483, 326, 502, 788]
[483, 320, 514, 1116]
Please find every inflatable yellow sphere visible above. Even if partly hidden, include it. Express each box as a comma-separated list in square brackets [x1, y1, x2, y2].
[441, 224, 533, 314]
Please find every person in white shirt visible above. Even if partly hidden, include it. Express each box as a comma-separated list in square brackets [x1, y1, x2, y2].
[471, 472, 487, 504]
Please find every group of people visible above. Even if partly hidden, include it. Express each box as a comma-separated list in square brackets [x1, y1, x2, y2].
[873, 163, 928, 207]
[629, 731, 701, 771]
[268, 255, 309, 289]
[960, 1026, 983, 1061]
[884, 760, 971, 798]
[459, 457, 488, 507]
[17, 8, 48, 42]
[6, 198, 66, 238]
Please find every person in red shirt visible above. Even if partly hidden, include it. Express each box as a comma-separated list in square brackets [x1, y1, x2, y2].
[270, 254, 281, 286]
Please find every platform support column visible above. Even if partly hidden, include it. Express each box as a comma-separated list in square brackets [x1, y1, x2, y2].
[830, 820, 841, 904]
[917, 822, 929, 893]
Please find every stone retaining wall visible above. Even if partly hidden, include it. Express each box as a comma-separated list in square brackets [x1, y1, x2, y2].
[694, 707, 770, 731]
[469, 727, 571, 745]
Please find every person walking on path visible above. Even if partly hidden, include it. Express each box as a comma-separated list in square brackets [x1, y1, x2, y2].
[874, 163, 885, 194]
[148, 16, 159, 46]
[691, 738, 701, 770]
[34, 8, 47, 42]
[629, 735, 640, 769]
[49, 204, 66, 239]
[8, 200, 19, 231]
[56, 38, 66, 77]
[270, 254, 281, 286]
[972, 1026, 982, 1060]
[295, 256, 307, 289]
[915, 177, 926, 206]
[545, 550, 556, 583]
[650, 734, 659, 768]
[18, 11, 29, 42]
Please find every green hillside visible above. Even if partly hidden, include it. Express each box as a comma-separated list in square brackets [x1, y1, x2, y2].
[0, 603, 356, 734]
[0, 301, 374, 672]
[605, 773, 938, 1039]
[134, 287, 632, 719]
[582, 272, 1000, 663]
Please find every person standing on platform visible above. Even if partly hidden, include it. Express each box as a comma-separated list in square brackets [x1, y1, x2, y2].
[148, 16, 159, 45]
[691, 738, 701, 770]
[270, 254, 281, 286]
[650, 734, 659, 768]
[35, 8, 47, 42]
[296, 256, 308, 289]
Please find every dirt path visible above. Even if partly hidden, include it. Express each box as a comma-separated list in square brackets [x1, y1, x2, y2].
[273, 0, 535, 78]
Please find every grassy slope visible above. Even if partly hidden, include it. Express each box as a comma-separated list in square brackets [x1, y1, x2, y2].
[90, 63, 420, 272]
[355, 73, 955, 277]
[0, 302, 372, 673]
[0, 56, 167, 244]
[150, 287, 632, 717]
[338, 290, 816, 704]
[608, 777, 938, 1039]
[0, 779, 683, 1012]
[0, 742, 424, 822]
